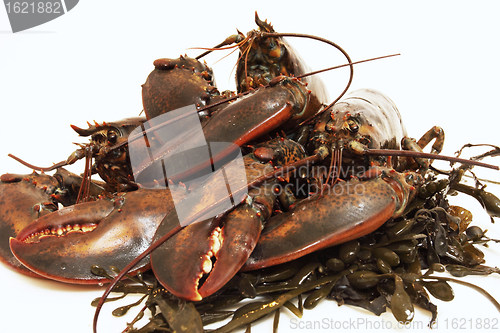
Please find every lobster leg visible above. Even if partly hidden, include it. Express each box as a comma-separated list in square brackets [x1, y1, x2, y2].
[9, 187, 185, 283]
[243, 167, 420, 271]
[416, 125, 445, 154]
[398, 126, 445, 171]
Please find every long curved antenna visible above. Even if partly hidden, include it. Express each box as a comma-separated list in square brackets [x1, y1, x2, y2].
[295, 53, 400, 128]
[8, 154, 68, 172]
[260, 31, 354, 121]
[366, 148, 499, 170]
[296, 54, 399, 81]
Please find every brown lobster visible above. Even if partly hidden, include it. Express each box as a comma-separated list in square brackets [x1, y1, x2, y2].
[1, 12, 329, 282]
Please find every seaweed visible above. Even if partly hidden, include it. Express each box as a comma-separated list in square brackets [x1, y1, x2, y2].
[92, 165, 500, 332]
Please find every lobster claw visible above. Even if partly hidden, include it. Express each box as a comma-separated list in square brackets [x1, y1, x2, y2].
[243, 167, 421, 271]
[150, 138, 305, 301]
[9, 188, 181, 283]
[0, 172, 60, 277]
[151, 204, 264, 301]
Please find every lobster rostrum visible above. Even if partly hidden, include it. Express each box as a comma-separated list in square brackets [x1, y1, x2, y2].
[0, 13, 498, 333]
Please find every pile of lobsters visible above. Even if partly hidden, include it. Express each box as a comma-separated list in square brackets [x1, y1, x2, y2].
[1, 13, 499, 333]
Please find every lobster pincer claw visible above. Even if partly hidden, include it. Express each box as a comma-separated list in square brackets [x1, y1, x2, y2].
[9, 187, 181, 284]
[196, 195, 266, 299]
[243, 167, 421, 271]
[151, 190, 271, 301]
[0, 172, 60, 277]
[150, 138, 306, 301]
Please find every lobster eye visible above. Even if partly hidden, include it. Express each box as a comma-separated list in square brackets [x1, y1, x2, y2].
[107, 130, 118, 144]
[112, 149, 122, 158]
[347, 119, 359, 133]
[405, 174, 415, 185]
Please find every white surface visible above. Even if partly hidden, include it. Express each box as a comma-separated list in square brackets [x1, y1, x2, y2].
[1, 1, 499, 332]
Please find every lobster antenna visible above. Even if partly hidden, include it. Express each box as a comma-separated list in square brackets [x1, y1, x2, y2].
[296, 53, 400, 80]
[7, 154, 68, 172]
[260, 31, 353, 120]
[366, 149, 499, 170]
[8, 141, 88, 172]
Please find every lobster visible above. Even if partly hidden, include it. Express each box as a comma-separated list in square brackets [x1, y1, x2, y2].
[0, 12, 329, 281]
[0, 12, 499, 333]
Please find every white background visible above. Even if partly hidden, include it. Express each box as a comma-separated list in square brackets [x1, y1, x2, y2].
[1, 1, 499, 332]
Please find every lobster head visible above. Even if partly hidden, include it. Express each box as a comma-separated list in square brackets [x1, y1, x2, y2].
[69, 116, 147, 192]
[236, 12, 309, 93]
[309, 89, 408, 178]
